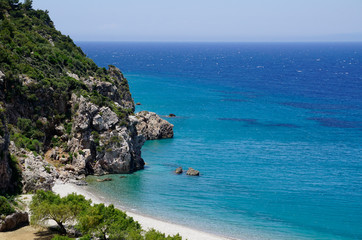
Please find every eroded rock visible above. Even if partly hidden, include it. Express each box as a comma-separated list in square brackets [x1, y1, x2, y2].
[186, 168, 200, 176]
[134, 111, 174, 140]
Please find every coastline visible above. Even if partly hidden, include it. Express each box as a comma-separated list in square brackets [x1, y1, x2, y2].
[52, 181, 235, 240]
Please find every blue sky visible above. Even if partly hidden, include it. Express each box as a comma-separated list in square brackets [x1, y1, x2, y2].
[32, 0, 362, 42]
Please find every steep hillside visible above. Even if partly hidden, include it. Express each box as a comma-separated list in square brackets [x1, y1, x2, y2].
[0, 0, 172, 194]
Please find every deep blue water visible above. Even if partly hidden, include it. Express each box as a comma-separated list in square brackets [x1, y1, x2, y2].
[78, 42, 362, 240]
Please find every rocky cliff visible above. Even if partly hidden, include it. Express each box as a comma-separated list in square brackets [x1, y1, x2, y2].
[0, 0, 173, 194]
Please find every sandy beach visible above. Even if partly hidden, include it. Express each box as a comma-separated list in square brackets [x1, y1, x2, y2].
[52, 181, 232, 240]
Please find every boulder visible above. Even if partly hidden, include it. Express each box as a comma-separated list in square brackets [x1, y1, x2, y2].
[0, 212, 29, 232]
[134, 111, 174, 140]
[175, 167, 183, 174]
[186, 168, 200, 176]
[169, 113, 176, 117]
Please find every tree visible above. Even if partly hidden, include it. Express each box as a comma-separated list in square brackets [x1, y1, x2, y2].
[76, 203, 142, 240]
[23, 0, 32, 10]
[30, 190, 91, 234]
[145, 229, 182, 240]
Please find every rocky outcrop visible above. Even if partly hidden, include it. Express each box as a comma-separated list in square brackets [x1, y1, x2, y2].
[186, 168, 200, 176]
[134, 111, 174, 140]
[67, 94, 145, 175]
[20, 150, 57, 193]
[0, 212, 29, 232]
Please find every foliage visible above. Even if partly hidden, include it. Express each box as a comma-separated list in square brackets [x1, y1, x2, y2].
[76, 203, 142, 240]
[30, 190, 91, 234]
[51, 235, 72, 240]
[0, 196, 15, 216]
[145, 229, 182, 240]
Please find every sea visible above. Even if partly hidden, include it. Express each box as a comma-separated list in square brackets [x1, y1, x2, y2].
[78, 42, 362, 240]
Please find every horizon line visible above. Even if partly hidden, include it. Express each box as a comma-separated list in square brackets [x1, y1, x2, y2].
[75, 40, 362, 43]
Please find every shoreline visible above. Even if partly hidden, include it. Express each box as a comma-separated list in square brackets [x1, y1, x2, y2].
[52, 181, 236, 240]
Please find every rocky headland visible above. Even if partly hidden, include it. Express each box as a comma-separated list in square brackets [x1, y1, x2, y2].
[0, 1, 174, 196]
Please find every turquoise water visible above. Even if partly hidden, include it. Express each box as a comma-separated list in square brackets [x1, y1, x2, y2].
[80, 42, 362, 240]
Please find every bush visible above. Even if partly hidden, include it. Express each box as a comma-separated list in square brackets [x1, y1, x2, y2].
[0, 196, 15, 216]
[145, 229, 182, 240]
[30, 191, 91, 234]
[76, 203, 142, 240]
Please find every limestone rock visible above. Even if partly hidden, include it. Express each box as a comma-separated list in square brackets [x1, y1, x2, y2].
[67, 94, 145, 175]
[22, 152, 56, 193]
[0, 212, 29, 232]
[92, 107, 119, 131]
[186, 168, 200, 176]
[134, 111, 174, 140]
[175, 167, 183, 174]
[0, 71, 4, 83]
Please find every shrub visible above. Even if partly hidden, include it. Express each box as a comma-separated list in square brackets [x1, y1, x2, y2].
[0, 196, 15, 216]
[30, 191, 91, 234]
[76, 204, 142, 240]
[145, 229, 182, 240]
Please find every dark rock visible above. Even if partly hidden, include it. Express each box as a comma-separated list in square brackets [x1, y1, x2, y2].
[96, 178, 113, 182]
[0, 212, 29, 232]
[169, 113, 176, 117]
[175, 167, 183, 174]
[186, 168, 200, 176]
[136, 102, 141, 105]
[119, 176, 127, 179]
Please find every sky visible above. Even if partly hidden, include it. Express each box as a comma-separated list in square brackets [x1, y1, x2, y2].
[31, 0, 362, 42]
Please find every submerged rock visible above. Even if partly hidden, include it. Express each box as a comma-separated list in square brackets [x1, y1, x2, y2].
[136, 102, 141, 105]
[133, 111, 174, 140]
[168, 113, 176, 117]
[186, 168, 200, 176]
[96, 178, 113, 182]
[175, 167, 183, 174]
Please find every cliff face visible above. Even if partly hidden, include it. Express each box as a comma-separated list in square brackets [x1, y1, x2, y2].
[0, 1, 174, 194]
[0, 1, 143, 193]
[0, 115, 12, 194]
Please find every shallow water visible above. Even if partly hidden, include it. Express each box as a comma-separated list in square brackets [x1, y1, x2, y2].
[80, 42, 362, 240]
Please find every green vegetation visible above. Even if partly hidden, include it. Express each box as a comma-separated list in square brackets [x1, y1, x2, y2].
[77, 203, 142, 240]
[30, 191, 182, 240]
[0, 0, 133, 154]
[30, 190, 91, 234]
[0, 196, 15, 216]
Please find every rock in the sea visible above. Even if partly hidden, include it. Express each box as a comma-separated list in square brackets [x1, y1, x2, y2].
[0, 212, 29, 232]
[133, 111, 174, 140]
[186, 167, 200, 176]
[168, 113, 176, 117]
[136, 102, 141, 105]
[96, 178, 113, 182]
[175, 167, 183, 174]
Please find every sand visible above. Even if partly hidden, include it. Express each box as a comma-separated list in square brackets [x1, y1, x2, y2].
[52, 180, 233, 240]
[0, 226, 54, 240]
